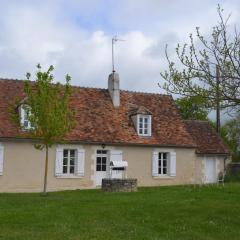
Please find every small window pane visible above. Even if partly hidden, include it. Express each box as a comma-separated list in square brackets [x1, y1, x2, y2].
[158, 160, 161, 167]
[139, 129, 143, 134]
[70, 158, 75, 165]
[158, 168, 161, 174]
[102, 150, 107, 154]
[163, 153, 167, 160]
[163, 168, 167, 174]
[63, 166, 67, 174]
[139, 123, 143, 128]
[144, 129, 148, 134]
[163, 159, 167, 167]
[102, 165, 106, 171]
[24, 120, 29, 128]
[97, 150, 102, 154]
[70, 166, 75, 174]
[63, 150, 68, 158]
[97, 157, 101, 164]
[144, 118, 148, 123]
[102, 157, 106, 164]
[139, 118, 143, 123]
[70, 150, 75, 158]
[63, 158, 68, 165]
[96, 165, 101, 171]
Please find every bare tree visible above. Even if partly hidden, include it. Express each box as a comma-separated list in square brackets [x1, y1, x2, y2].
[160, 5, 240, 131]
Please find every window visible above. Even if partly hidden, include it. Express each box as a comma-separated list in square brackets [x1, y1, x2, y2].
[20, 104, 33, 130]
[96, 150, 107, 171]
[158, 152, 168, 175]
[138, 115, 151, 136]
[63, 149, 76, 174]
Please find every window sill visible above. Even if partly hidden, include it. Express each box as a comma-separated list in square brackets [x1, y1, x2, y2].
[56, 175, 84, 179]
[153, 175, 175, 179]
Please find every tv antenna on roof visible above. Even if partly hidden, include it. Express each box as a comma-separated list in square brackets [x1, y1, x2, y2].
[112, 35, 125, 72]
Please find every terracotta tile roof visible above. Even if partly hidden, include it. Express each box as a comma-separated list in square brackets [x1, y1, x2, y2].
[129, 105, 152, 116]
[0, 78, 197, 147]
[184, 120, 230, 155]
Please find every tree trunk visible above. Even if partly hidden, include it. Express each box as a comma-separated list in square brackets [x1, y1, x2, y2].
[216, 65, 221, 134]
[43, 145, 49, 195]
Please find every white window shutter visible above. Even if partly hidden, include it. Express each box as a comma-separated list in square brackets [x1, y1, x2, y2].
[170, 152, 176, 177]
[76, 149, 85, 176]
[0, 144, 4, 176]
[110, 150, 123, 161]
[152, 152, 158, 177]
[55, 147, 63, 176]
[19, 105, 25, 126]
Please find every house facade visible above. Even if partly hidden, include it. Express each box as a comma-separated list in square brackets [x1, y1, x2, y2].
[0, 72, 230, 192]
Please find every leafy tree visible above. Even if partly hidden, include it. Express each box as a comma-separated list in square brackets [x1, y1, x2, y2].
[175, 96, 209, 120]
[222, 116, 240, 161]
[160, 5, 240, 131]
[22, 64, 73, 195]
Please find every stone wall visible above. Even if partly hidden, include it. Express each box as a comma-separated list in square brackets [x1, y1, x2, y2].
[102, 178, 137, 192]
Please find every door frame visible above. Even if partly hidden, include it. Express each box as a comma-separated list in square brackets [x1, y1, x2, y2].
[95, 149, 109, 186]
[204, 156, 217, 183]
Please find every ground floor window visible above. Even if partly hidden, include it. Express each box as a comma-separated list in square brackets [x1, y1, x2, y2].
[63, 149, 76, 174]
[158, 152, 169, 175]
[96, 150, 107, 171]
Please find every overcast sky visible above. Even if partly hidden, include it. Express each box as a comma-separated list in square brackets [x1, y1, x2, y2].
[0, 0, 239, 94]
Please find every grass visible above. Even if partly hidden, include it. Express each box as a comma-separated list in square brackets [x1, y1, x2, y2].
[0, 184, 240, 240]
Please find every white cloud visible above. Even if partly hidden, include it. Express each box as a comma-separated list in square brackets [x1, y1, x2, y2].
[0, 0, 239, 95]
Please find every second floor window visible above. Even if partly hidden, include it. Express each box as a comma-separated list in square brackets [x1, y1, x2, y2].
[20, 104, 32, 130]
[138, 115, 151, 136]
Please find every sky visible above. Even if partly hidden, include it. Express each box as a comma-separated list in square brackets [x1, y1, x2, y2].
[0, 0, 240, 94]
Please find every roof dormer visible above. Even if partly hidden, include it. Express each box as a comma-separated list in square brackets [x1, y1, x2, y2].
[18, 104, 32, 130]
[129, 105, 152, 137]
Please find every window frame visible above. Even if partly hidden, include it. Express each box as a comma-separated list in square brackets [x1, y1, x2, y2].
[158, 152, 169, 176]
[62, 149, 77, 175]
[137, 114, 152, 136]
[19, 104, 33, 130]
[96, 149, 108, 172]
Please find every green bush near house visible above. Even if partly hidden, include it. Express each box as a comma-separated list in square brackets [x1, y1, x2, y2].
[224, 173, 240, 182]
[0, 184, 240, 240]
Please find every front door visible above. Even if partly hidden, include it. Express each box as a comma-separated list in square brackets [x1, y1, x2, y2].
[205, 157, 217, 183]
[95, 150, 108, 186]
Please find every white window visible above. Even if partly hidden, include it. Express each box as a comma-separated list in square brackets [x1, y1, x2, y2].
[152, 151, 176, 177]
[63, 149, 76, 174]
[158, 152, 168, 175]
[55, 146, 85, 177]
[137, 115, 151, 136]
[20, 104, 32, 130]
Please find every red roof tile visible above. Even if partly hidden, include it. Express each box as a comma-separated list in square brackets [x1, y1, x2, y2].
[184, 120, 230, 155]
[0, 78, 196, 147]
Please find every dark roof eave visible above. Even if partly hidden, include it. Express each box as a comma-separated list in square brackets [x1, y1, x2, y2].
[196, 151, 230, 156]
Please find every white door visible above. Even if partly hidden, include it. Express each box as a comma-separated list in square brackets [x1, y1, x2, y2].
[205, 157, 217, 183]
[95, 150, 108, 186]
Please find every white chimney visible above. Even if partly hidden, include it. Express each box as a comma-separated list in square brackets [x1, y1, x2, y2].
[108, 71, 120, 107]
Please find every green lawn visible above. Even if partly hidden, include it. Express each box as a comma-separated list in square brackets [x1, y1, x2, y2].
[0, 184, 240, 240]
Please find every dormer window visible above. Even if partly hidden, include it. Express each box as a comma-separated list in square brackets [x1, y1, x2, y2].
[129, 105, 152, 137]
[19, 104, 32, 130]
[137, 114, 151, 136]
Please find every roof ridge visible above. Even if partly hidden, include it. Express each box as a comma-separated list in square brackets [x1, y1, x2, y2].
[0, 78, 171, 96]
